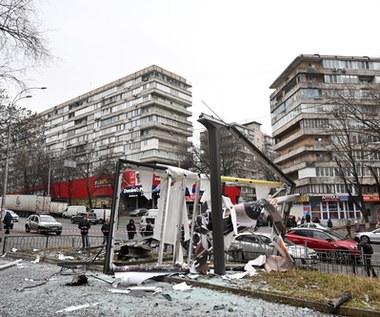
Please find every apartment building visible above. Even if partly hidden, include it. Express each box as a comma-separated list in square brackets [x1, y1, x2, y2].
[270, 54, 380, 222]
[41, 65, 193, 206]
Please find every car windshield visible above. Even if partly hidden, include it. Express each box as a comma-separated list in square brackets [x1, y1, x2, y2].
[40, 215, 57, 223]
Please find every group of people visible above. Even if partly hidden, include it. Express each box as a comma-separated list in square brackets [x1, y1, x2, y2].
[286, 214, 323, 228]
[77, 215, 153, 249]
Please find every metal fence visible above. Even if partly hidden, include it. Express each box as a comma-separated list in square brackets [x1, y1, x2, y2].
[225, 248, 379, 278]
[2, 235, 105, 254]
[1, 235, 379, 278]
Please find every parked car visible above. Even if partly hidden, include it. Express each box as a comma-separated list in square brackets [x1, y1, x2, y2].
[298, 222, 330, 230]
[355, 228, 380, 244]
[286, 227, 359, 261]
[70, 212, 98, 225]
[25, 214, 62, 235]
[5, 209, 19, 222]
[62, 205, 87, 218]
[90, 209, 111, 224]
[228, 232, 273, 261]
[130, 208, 148, 217]
[227, 232, 319, 266]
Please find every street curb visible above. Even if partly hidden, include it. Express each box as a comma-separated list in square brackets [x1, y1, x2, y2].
[4, 252, 379, 317]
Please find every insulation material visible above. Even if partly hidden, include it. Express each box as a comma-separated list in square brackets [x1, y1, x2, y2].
[153, 166, 197, 245]
[255, 186, 272, 200]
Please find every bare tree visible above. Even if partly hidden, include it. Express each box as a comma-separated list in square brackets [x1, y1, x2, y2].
[0, 93, 46, 194]
[0, 0, 51, 85]
[327, 86, 380, 224]
[93, 154, 118, 191]
[195, 127, 248, 177]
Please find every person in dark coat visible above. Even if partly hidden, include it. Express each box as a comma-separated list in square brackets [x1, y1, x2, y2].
[143, 221, 153, 236]
[126, 219, 136, 240]
[345, 219, 352, 239]
[101, 218, 110, 244]
[3, 211, 13, 234]
[78, 214, 91, 248]
[355, 237, 377, 277]
[327, 218, 333, 228]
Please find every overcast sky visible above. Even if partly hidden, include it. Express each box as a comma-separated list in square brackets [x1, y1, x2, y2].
[15, 0, 380, 137]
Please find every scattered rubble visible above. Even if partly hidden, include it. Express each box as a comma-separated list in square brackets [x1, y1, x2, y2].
[0, 257, 339, 317]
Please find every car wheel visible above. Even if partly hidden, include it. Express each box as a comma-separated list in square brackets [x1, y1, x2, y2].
[56, 231, 62, 236]
[360, 236, 370, 243]
[25, 225, 31, 233]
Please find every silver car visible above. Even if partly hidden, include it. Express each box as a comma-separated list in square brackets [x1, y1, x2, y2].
[355, 228, 380, 244]
[25, 214, 62, 235]
[228, 232, 319, 266]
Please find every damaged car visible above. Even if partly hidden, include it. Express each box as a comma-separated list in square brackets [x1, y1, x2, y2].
[227, 232, 318, 266]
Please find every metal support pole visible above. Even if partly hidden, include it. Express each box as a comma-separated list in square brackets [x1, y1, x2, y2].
[187, 177, 201, 264]
[198, 114, 225, 275]
[158, 174, 172, 264]
[47, 158, 51, 197]
[104, 159, 123, 274]
[173, 177, 186, 263]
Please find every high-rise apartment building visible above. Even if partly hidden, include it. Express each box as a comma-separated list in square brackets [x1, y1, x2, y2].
[42, 65, 192, 168]
[39, 65, 192, 207]
[270, 54, 380, 222]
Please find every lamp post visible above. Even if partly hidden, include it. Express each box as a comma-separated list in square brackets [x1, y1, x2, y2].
[1, 87, 47, 218]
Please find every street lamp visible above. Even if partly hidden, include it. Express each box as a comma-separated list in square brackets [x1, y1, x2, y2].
[1, 87, 47, 217]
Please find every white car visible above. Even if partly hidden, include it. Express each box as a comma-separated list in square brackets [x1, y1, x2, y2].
[5, 209, 19, 222]
[25, 214, 63, 235]
[355, 228, 380, 244]
[298, 222, 329, 230]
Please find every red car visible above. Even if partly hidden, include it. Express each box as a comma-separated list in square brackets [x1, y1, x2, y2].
[285, 227, 359, 261]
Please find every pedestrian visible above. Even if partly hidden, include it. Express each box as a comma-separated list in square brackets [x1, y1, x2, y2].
[305, 213, 311, 223]
[354, 237, 377, 277]
[327, 218, 333, 228]
[376, 219, 380, 229]
[101, 218, 110, 244]
[126, 219, 136, 240]
[143, 220, 153, 236]
[345, 219, 352, 239]
[355, 220, 361, 233]
[2, 210, 13, 234]
[78, 214, 91, 248]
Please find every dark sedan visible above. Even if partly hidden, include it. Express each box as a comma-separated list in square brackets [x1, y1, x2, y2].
[70, 212, 98, 225]
[130, 208, 148, 217]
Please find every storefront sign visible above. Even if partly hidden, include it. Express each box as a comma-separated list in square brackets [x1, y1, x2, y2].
[321, 195, 340, 202]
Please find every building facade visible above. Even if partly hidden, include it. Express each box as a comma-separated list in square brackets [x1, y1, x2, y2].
[41, 65, 193, 208]
[270, 54, 380, 223]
